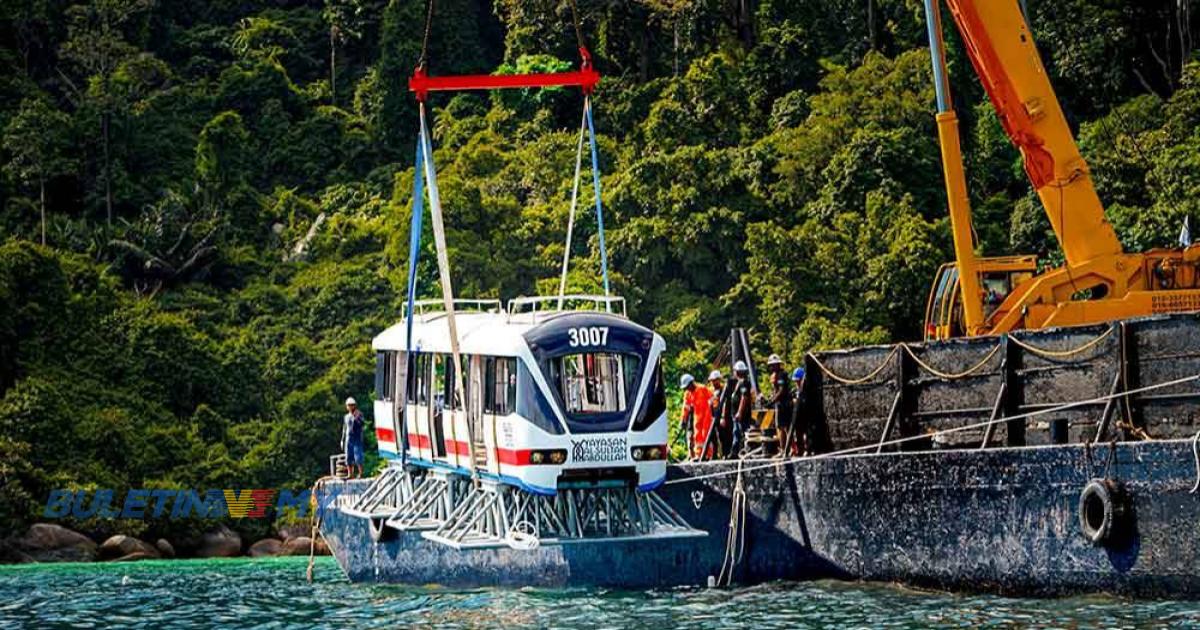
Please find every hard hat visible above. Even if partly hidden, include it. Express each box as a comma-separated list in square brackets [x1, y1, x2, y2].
[767, 354, 783, 366]
[792, 367, 806, 381]
[733, 360, 748, 373]
[345, 397, 357, 406]
[708, 369, 723, 382]
[679, 373, 695, 388]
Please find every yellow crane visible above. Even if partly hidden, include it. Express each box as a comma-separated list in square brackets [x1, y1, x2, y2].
[921, 0, 1200, 340]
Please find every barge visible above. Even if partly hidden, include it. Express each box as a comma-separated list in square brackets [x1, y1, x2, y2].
[320, 313, 1200, 596]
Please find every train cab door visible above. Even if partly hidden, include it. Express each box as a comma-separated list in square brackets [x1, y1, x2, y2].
[467, 356, 487, 470]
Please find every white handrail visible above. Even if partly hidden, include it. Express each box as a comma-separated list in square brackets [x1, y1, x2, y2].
[412, 299, 502, 316]
[507, 294, 626, 318]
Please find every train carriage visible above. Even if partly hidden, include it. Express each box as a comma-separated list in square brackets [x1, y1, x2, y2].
[370, 296, 669, 495]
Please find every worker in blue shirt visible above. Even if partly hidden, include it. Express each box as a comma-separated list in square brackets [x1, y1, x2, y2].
[342, 397, 365, 478]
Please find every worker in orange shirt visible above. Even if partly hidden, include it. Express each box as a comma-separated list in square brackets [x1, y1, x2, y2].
[680, 374, 714, 460]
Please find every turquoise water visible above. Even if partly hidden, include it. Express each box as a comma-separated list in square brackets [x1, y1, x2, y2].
[1, 556, 1198, 628]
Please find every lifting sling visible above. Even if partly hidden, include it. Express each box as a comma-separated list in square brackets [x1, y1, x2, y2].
[401, 0, 610, 464]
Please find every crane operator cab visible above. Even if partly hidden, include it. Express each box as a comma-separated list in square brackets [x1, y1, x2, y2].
[925, 256, 1038, 341]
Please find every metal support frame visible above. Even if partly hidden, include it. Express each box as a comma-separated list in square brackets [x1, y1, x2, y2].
[345, 464, 704, 550]
[877, 391, 903, 454]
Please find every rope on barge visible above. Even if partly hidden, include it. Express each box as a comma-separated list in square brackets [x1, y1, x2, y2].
[666, 371, 1200, 487]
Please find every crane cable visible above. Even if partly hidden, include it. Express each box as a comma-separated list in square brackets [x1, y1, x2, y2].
[418, 0, 435, 71]
[568, 0, 587, 51]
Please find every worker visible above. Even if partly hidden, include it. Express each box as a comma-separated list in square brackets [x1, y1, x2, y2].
[678, 374, 695, 459]
[790, 367, 810, 456]
[765, 354, 794, 457]
[729, 360, 754, 459]
[342, 397, 365, 479]
[680, 373, 714, 460]
[704, 369, 726, 460]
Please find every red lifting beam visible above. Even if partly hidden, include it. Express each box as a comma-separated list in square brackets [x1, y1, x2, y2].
[410, 48, 599, 101]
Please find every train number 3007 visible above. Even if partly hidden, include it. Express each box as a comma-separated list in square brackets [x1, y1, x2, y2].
[567, 326, 609, 348]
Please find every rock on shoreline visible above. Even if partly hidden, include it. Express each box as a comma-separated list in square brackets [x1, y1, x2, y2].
[195, 524, 242, 558]
[99, 535, 160, 561]
[1, 523, 330, 563]
[8, 524, 98, 562]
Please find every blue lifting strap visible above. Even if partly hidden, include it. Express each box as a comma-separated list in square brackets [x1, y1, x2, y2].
[401, 120, 429, 466]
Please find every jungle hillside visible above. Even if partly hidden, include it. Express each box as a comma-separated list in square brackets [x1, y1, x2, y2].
[1, 0, 1198, 541]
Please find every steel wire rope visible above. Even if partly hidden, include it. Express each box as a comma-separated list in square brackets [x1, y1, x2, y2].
[418, 0, 435, 70]
[664, 371, 1200, 486]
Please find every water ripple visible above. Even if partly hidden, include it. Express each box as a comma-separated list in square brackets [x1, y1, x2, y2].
[0, 557, 1197, 629]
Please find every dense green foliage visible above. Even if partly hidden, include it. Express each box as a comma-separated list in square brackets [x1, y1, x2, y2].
[0, 0, 1197, 540]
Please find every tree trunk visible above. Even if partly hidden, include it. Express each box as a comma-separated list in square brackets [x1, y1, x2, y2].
[102, 111, 112, 225]
[330, 26, 337, 106]
[867, 0, 877, 51]
[39, 176, 46, 246]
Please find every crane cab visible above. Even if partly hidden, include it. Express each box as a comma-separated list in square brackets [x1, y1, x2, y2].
[924, 256, 1038, 341]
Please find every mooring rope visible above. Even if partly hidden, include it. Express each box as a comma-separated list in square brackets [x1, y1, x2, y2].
[807, 347, 899, 385]
[715, 460, 747, 587]
[809, 327, 1116, 385]
[1006, 326, 1114, 359]
[902, 343, 1001, 380]
[665, 372, 1200, 487]
[306, 475, 338, 583]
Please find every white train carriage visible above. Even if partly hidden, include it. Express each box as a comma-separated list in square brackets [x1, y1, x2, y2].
[371, 296, 669, 495]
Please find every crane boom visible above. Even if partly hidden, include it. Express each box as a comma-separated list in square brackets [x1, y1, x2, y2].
[942, 0, 1122, 265]
[921, 0, 1200, 340]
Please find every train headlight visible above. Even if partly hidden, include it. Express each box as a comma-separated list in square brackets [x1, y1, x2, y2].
[549, 450, 566, 464]
[631, 445, 667, 461]
[530, 451, 544, 464]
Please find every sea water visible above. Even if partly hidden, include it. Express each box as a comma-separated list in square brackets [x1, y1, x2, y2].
[1, 556, 1197, 628]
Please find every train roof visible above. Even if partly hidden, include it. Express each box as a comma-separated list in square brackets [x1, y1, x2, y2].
[372, 296, 656, 356]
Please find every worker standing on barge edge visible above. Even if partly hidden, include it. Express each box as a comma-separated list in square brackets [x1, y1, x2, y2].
[342, 397, 365, 479]
[706, 369, 727, 460]
[729, 361, 754, 459]
[680, 374, 714, 460]
[765, 354, 795, 457]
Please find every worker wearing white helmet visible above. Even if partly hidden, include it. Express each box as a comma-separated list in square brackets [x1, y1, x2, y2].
[765, 352, 795, 457]
[729, 359, 754, 459]
[342, 396, 365, 479]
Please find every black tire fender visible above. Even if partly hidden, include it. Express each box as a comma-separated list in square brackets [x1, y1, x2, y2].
[1079, 478, 1131, 545]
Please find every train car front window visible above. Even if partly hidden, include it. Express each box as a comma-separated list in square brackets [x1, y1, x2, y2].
[552, 353, 640, 415]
